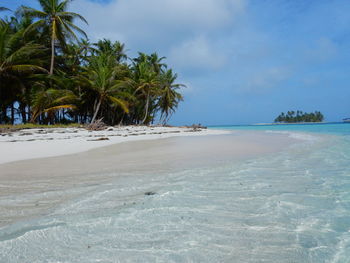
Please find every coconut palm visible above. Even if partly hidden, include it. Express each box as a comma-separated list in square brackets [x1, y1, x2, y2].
[158, 69, 184, 123]
[78, 38, 92, 61]
[0, 24, 46, 123]
[80, 53, 129, 123]
[149, 52, 167, 74]
[20, 0, 88, 75]
[93, 39, 127, 64]
[133, 52, 166, 74]
[0, 23, 46, 81]
[31, 87, 78, 123]
[127, 61, 160, 124]
[0, 1, 185, 126]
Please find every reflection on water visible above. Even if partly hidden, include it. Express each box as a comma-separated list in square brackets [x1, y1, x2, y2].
[0, 132, 350, 262]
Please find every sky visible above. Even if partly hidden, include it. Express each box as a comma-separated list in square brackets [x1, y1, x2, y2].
[2, 0, 350, 125]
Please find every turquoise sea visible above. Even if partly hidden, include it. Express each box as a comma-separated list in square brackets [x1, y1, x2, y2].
[0, 123, 350, 262]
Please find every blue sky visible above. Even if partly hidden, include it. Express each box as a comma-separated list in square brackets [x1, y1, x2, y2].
[2, 0, 350, 125]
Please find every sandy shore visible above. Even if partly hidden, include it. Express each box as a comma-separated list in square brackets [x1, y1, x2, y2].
[0, 126, 228, 164]
[0, 130, 299, 226]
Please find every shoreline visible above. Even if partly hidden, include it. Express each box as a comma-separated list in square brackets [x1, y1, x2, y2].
[0, 126, 229, 165]
[0, 130, 299, 227]
[213, 121, 343, 127]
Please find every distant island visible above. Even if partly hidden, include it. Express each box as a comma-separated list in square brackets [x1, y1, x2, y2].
[274, 111, 324, 123]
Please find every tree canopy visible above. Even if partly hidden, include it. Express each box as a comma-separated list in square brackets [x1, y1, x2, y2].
[274, 111, 324, 123]
[0, 0, 185, 125]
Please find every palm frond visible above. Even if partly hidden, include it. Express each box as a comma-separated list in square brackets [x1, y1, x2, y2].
[0, 7, 11, 12]
[108, 95, 129, 113]
[23, 19, 46, 37]
[19, 6, 48, 19]
[6, 64, 47, 74]
[44, 104, 76, 113]
[59, 11, 88, 24]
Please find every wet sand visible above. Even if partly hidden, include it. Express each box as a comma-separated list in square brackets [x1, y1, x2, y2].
[0, 131, 297, 226]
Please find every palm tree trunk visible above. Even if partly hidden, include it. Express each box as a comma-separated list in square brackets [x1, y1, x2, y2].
[119, 112, 125, 126]
[91, 97, 102, 124]
[142, 92, 150, 124]
[0, 105, 4, 124]
[11, 103, 15, 124]
[20, 103, 26, 123]
[50, 38, 55, 75]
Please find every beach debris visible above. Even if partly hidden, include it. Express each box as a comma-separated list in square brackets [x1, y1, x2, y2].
[87, 137, 110, 141]
[191, 124, 207, 131]
[19, 132, 33, 136]
[86, 119, 107, 131]
[0, 127, 17, 134]
[144, 191, 156, 196]
[182, 124, 207, 132]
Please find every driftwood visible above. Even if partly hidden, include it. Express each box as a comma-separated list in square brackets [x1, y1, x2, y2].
[0, 127, 20, 134]
[183, 124, 207, 131]
[86, 119, 107, 131]
[87, 137, 110, 141]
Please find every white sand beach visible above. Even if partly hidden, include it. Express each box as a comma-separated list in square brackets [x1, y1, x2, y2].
[0, 126, 229, 164]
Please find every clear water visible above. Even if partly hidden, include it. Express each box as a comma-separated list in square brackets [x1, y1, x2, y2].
[211, 122, 350, 136]
[1, 123, 350, 262]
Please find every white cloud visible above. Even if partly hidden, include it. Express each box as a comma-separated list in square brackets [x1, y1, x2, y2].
[237, 66, 292, 93]
[168, 35, 227, 71]
[71, 0, 246, 49]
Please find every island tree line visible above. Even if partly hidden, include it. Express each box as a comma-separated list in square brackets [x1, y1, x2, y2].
[0, 0, 184, 125]
[274, 111, 324, 123]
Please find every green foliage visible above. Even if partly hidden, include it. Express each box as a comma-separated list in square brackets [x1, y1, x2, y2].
[19, 0, 88, 74]
[274, 111, 324, 123]
[0, 1, 185, 125]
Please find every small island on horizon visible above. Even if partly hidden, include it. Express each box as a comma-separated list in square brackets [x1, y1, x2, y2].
[274, 111, 324, 123]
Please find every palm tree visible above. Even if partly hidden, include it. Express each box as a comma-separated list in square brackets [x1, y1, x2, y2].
[93, 39, 127, 63]
[149, 52, 167, 74]
[134, 52, 166, 74]
[158, 69, 184, 124]
[80, 53, 129, 123]
[31, 86, 78, 123]
[20, 0, 88, 75]
[0, 23, 46, 123]
[113, 41, 128, 63]
[128, 61, 160, 124]
[79, 38, 92, 61]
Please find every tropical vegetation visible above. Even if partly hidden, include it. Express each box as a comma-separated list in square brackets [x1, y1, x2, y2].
[0, 0, 184, 125]
[274, 111, 324, 123]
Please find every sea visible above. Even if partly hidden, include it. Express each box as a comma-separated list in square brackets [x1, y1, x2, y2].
[0, 122, 350, 262]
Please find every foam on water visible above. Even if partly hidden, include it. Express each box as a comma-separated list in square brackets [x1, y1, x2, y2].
[264, 130, 321, 142]
[1, 124, 350, 262]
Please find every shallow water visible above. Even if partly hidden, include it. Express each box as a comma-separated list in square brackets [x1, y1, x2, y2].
[0, 124, 350, 262]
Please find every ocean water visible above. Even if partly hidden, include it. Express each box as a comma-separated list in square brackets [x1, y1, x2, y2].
[1, 123, 350, 262]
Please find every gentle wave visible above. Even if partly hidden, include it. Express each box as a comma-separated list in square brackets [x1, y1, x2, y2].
[264, 130, 321, 141]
